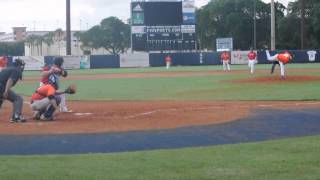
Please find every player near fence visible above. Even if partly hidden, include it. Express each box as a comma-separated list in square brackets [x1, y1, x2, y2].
[30, 74, 76, 121]
[165, 55, 172, 69]
[247, 49, 257, 74]
[266, 50, 292, 79]
[0, 59, 26, 123]
[40, 57, 71, 112]
[220, 51, 231, 71]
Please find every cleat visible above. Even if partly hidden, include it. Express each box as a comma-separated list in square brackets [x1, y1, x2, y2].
[61, 107, 72, 113]
[33, 111, 42, 120]
[10, 119, 17, 123]
[10, 115, 26, 123]
[41, 116, 54, 121]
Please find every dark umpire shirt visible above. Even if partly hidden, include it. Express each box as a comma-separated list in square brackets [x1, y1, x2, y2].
[0, 67, 22, 94]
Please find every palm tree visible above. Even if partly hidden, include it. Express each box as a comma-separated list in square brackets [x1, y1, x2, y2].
[35, 35, 44, 55]
[54, 28, 64, 55]
[43, 32, 54, 55]
[74, 31, 82, 55]
[25, 35, 40, 56]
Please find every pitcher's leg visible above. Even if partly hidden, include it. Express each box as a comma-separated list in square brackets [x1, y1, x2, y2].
[279, 62, 285, 78]
[266, 50, 278, 61]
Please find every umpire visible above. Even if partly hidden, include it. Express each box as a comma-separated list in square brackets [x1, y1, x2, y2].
[0, 59, 26, 123]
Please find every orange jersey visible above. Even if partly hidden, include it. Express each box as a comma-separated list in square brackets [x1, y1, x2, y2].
[221, 52, 230, 61]
[248, 52, 257, 60]
[277, 53, 292, 64]
[0, 56, 8, 68]
[31, 84, 56, 101]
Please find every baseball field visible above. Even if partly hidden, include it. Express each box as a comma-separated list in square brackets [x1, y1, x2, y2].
[1, 63, 320, 179]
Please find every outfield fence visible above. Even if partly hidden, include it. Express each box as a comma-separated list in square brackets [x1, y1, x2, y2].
[6, 50, 320, 69]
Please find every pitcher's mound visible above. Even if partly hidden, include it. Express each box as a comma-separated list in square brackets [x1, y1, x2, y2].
[230, 75, 320, 83]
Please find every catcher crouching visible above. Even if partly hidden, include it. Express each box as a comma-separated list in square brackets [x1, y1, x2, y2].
[30, 74, 76, 121]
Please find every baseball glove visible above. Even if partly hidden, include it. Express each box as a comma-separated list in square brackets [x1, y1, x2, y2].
[61, 70, 68, 77]
[64, 84, 77, 94]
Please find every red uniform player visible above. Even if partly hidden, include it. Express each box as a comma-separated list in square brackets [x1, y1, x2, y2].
[220, 51, 231, 71]
[165, 55, 172, 69]
[247, 50, 257, 74]
[0, 56, 8, 72]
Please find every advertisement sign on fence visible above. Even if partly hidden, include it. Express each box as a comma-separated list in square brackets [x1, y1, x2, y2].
[307, 50, 317, 62]
[231, 51, 257, 64]
[63, 56, 82, 69]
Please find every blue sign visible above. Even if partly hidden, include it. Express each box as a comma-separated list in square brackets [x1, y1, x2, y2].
[183, 13, 195, 25]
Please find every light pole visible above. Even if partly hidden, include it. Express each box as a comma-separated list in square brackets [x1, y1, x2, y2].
[66, 0, 71, 55]
[253, 0, 257, 49]
[300, 0, 305, 49]
[271, 0, 276, 50]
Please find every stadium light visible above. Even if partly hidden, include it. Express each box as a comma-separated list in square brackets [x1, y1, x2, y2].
[300, 0, 305, 49]
[66, 0, 71, 55]
[253, 0, 257, 50]
[271, 0, 276, 50]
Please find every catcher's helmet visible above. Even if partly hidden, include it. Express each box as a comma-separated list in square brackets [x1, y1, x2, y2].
[53, 57, 64, 67]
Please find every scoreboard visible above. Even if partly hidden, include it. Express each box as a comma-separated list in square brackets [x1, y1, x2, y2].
[131, 0, 196, 51]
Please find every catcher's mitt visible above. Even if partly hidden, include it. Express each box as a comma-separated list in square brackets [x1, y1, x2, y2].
[64, 84, 77, 94]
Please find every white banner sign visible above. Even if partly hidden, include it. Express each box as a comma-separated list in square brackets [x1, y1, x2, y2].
[62, 56, 82, 69]
[132, 26, 146, 34]
[231, 51, 257, 64]
[181, 25, 195, 33]
[182, 1, 195, 13]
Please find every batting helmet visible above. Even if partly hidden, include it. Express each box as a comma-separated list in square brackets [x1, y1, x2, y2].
[53, 57, 64, 67]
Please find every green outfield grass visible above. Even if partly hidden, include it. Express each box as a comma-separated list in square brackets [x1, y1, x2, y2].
[22, 63, 320, 77]
[1, 135, 320, 180]
[16, 64, 320, 101]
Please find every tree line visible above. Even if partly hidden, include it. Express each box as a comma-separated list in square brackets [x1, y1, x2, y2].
[1, 0, 318, 56]
[0, 41, 24, 56]
[197, 0, 320, 50]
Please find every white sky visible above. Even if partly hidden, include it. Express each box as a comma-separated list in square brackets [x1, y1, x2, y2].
[0, 0, 293, 33]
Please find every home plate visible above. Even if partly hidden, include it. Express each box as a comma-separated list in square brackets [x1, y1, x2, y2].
[74, 113, 93, 116]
